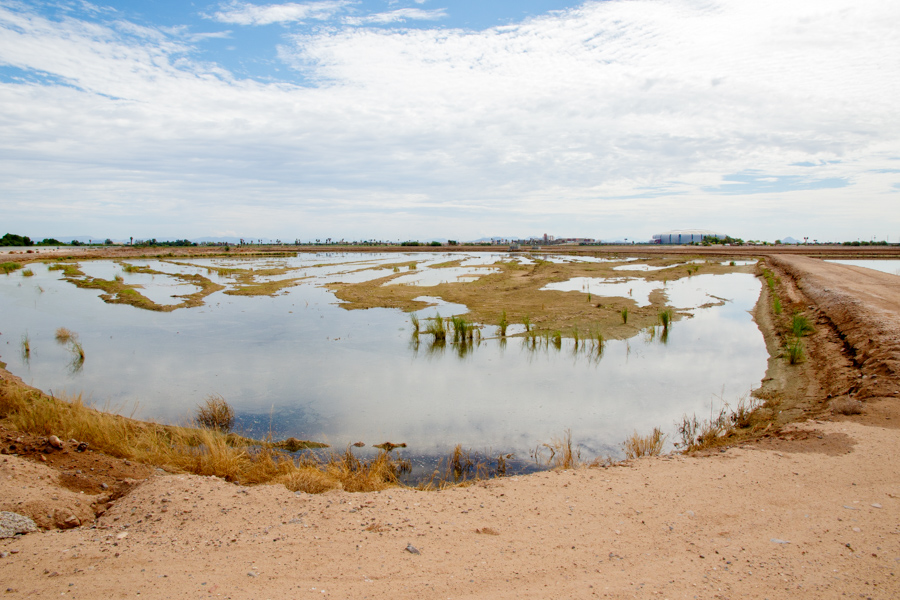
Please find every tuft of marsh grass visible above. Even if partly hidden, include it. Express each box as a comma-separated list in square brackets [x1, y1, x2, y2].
[551, 330, 562, 350]
[773, 297, 782, 314]
[196, 393, 235, 432]
[676, 414, 701, 449]
[522, 314, 531, 333]
[69, 339, 85, 362]
[21, 268, 34, 277]
[592, 330, 604, 355]
[1, 262, 22, 274]
[534, 429, 578, 469]
[620, 308, 629, 324]
[410, 313, 420, 335]
[786, 337, 804, 364]
[450, 315, 476, 344]
[0, 262, 22, 275]
[676, 395, 771, 451]
[55, 327, 75, 344]
[47, 263, 65, 271]
[498, 310, 508, 337]
[622, 427, 666, 459]
[658, 308, 673, 329]
[791, 312, 814, 337]
[729, 260, 736, 266]
[114, 273, 124, 283]
[21, 333, 30, 358]
[425, 313, 446, 341]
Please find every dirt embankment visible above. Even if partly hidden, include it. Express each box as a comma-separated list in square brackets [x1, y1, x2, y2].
[768, 256, 900, 399]
[1, 253, 900, 598]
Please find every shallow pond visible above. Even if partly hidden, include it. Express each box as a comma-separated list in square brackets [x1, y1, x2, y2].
[825, 259, 900, 277]
[0, 253, 767, 472]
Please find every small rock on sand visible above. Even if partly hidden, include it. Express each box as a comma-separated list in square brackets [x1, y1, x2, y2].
[0, 512, 39, 538]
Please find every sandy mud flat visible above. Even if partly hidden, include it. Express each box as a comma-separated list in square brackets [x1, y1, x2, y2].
[1, 250, 900, 599]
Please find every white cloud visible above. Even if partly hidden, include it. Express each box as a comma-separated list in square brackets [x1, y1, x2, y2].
[0, 0, 898, 241]
[344, 8, 448, 25]
[211, 1, 352, 26]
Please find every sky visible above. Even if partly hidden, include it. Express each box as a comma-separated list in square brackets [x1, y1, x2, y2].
[1, 0, 898, 243]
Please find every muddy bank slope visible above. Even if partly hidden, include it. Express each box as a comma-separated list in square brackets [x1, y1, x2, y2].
[769, 255, 900, 401]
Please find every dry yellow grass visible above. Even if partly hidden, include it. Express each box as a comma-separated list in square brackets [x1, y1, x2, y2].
[55, 327, 75, 343]
[196, 393, 235, 431]
[535, 429, 579, 469]
[0, 379, 403, 493]
[622, 427, 666, 459]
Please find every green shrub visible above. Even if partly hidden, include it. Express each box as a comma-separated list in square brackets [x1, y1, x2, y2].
[1, 262, 22, 274]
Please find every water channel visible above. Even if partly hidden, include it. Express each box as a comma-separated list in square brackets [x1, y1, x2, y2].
[0, 252, 768, 471]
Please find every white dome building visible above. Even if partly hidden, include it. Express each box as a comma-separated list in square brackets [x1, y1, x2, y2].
[651, 229, 727, 245]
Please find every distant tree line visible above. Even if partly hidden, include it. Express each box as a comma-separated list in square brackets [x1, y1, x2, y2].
[134, 239, 197, 247]
[701, 235, 744, 246]
[1, 233, 68, 246]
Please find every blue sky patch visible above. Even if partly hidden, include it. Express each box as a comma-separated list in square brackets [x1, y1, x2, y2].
[706, 172, 849, 196]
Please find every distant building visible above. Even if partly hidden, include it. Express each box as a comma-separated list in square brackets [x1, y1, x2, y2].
[652, 229, 727, 245]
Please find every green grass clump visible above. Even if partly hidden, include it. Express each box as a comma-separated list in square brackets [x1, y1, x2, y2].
[21, 333, 30, 357]
[410, 313, 420, 335]
[498, 311, 508, 337]
[791, 312, 814, 337]
[450, 315, 475, 343]
[620, 308, 629, 324]
[786, 337, 804, 364]
[592, 330, 604, 354]
[551, 330, 562, 350]
[522, 314, 531, 334]
[1, 262, 22, 274]
[21, 268, 34, 277]
[658, 308, 673, 328]
[425, 313, 446, 341]
[773, 297, 782, 314]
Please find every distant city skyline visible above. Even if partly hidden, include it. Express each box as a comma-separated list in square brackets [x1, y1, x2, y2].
[1, 0, 898, 242]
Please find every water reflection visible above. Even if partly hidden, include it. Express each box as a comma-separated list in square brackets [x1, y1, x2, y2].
[0, 256, 768, 466]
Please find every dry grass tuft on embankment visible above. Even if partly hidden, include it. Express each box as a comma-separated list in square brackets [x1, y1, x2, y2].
[0, 379, 406, 493]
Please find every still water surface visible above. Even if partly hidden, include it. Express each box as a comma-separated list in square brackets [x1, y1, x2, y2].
[825, 259, 900, 276]
[0, 253, 767, 466]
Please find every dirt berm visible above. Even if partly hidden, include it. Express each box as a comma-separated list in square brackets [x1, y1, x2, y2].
[1, 254, 899, 599]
